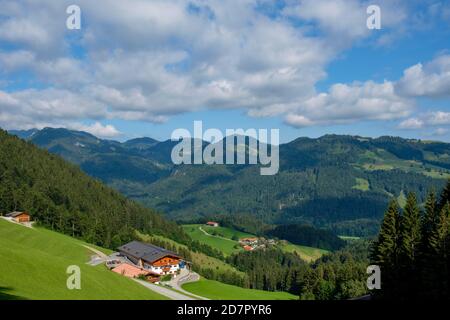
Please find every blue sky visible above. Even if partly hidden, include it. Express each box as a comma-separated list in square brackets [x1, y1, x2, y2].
[0, 0, 449, 143]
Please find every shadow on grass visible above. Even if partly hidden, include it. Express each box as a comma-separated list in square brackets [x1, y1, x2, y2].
[0, 286, 27, 300]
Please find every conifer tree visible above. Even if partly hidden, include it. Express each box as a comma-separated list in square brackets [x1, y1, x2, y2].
[438, 178, 450, 212]
[398, 192, 421, 299]
[419, 191, 439, 298]
[399, 193, 421, 263]
[428, 204, 450, 298]
[371, 200, 400, 298]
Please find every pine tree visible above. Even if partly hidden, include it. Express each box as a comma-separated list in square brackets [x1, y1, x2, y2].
[398, 192, 421, 299]
[428, 204, 450, 298]
[438, 178, 450, 212]
[371, 200, 400, 298]
[418, 191, 439, 298]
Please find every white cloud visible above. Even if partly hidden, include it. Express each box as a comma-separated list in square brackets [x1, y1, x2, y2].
[398, 111, 450, 131]
[283, 0, 408, 47]
[70, 122, 121, 138]
[396, 55, 450, 98]
[0, 88, 107, 129]
[0, 0, 443, 133]
[398, 118, 424, 129]
[285, 81, 414, 127]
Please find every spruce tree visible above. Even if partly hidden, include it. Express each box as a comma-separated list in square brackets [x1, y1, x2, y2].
[419, 191, 438, 298]
[371, 200, 400, 298]
[438, 178, 450, 212]
[428, 204, 450, 298]
[398, 192, 421, 299]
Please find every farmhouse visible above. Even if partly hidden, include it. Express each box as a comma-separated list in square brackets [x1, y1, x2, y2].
[206, 221, 219, 227]
[118, 241, 182, 275]
[5, 211, 31, 223]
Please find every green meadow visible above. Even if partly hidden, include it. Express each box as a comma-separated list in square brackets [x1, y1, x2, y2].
[0, 219, 167, 300]
[182, 224, 245, 256]
[278, 242, 329, 262]
[182, 224, 328, 262]
[182, 278, 298, 300]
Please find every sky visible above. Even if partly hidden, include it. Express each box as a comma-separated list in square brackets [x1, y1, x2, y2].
[0, 0, 449, 143]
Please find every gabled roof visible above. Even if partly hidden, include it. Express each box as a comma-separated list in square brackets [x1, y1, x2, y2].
[118, 241, 180, 263]
[6, 211, 29, 217]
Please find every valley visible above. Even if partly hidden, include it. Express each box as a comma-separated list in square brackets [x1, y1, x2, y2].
[11, 128, 450, 237]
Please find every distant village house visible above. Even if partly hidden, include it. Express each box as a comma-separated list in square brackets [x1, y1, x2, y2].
[239, 237, 258, 246]
[206, 221, 219, 227]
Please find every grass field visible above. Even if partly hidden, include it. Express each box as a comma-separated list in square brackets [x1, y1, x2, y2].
[182, 224, 244, 256]
[182, 278, 298, 300]
[0, 219, 167, 300]
[352, 178, 370, 191]
[200, 225, 254, 239]
[182, 224, 328, 262]
[279, 242, 329, 262]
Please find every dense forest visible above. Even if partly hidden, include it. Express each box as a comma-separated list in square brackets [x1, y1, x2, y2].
[371, 181, 450, 300]
[265, 224, 346, 251]
[226, 241, 370, 299]
[0, 129, 189, 248]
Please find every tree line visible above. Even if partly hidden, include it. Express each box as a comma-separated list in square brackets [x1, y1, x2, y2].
[371, 181, 450, 300]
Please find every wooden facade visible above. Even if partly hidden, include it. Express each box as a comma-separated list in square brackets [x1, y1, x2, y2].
[6, 211, 31, 223]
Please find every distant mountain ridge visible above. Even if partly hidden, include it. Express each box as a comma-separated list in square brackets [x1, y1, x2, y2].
[9, 127, 450, 236]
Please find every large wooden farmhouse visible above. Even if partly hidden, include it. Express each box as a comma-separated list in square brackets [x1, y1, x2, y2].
[118, 241, 182, 275]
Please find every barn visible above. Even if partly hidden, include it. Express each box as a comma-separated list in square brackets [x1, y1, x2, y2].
[5, 211, 31, 223]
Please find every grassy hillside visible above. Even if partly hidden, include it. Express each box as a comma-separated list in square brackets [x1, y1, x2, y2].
[0, 129, 189, 249]
[182, 224, 245, 256]
[182, 224, 328, 261]
[278, 242, 329, 262]
[182, 278, 298, 300]
[0, 219, 167, 300]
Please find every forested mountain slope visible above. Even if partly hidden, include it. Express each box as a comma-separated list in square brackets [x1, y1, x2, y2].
[11, 128, 450, 236]
[0, 129, 189, 248]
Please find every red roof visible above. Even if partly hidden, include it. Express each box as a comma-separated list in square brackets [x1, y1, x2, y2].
[206, 221, 218, 225]
[243, 245, 253, 251]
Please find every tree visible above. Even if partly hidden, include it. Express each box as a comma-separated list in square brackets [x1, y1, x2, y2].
[371, 200, 400, 298]
[418, 191, 439, 298]
[398, 192, 421, 299]
[428, 204, 450, 298]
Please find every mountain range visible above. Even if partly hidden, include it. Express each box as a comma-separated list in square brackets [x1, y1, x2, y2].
[9, 127, 450, 236]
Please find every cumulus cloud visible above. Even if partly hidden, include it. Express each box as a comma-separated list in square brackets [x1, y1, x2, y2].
[398, 111, 450, 131]
[398, 118, 424, 130]
[69, 122, 121, 138]
[396, 54, 450, 98]
[0, 88, 107, 129]
[285, 81, 414, 127]
[283, 0, 408, 47]
[0, 0, 443, 133]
